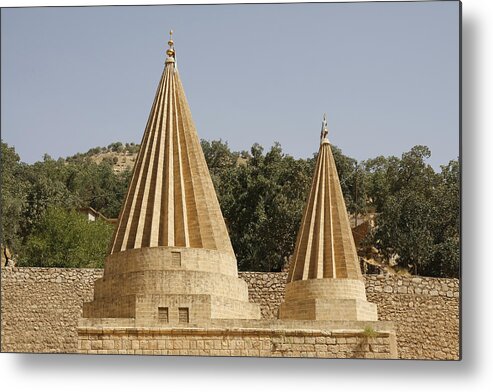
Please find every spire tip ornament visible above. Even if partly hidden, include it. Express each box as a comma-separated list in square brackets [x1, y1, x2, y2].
[166, 29, 176, 63]
[320, 113, 329, 144]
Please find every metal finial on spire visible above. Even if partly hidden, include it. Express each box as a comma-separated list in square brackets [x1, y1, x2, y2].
[168, 30, 174, 46]
[166, 29, 175, 63]
[320, 113, 329, 144]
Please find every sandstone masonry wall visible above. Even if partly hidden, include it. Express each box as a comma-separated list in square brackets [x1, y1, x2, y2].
[1, 268, 459, 359]
[77, 326, 396, 359]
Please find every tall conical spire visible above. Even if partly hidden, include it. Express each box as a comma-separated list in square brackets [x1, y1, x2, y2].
[83, 33, 260, 324]
[287, 115, 361, 282]
[110, 33, 234, 255]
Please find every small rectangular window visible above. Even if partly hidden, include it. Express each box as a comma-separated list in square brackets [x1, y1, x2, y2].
[158, 307, 169, 323]
[171, 252, 181, 267]
[178, 307, 189, 323]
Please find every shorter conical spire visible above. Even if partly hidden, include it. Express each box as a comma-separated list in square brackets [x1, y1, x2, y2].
[279, 115, 377, 321]
[287, 115, 361, 282]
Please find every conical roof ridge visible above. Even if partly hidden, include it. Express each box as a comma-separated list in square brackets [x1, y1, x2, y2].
[110, 37, 234, 256]
[287, 116, 362, 282]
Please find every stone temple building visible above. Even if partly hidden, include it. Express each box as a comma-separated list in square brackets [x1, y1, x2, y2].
[279, 114, 378, 321]
[82, 32, 260, 326]
[78, 34, 396, 358]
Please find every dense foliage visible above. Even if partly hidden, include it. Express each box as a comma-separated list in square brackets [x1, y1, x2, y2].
[0, 139, 459, 277]
[367, 147, 460, 278]
[21, 207, 114, 268]
[202, 141, 316, 271]
[1, 141, 130, 267]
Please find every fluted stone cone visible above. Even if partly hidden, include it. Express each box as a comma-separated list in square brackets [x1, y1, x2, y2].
[110, 57, 234, 256]
[279, 120, 377, 321]
[83, 40, 259, 325]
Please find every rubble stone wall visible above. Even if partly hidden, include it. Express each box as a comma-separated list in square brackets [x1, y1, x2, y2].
[365, 274, 460, 360]
[1, 268, 103, 353]
[240, 272, 460, 360]
[1, 267, 459, 359]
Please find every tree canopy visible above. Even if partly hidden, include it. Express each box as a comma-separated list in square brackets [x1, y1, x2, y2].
[20, 207, 114, 268]
[1, 140, 130, 267]
[0, 139, 459, 277]
[368, 151, 460, 278]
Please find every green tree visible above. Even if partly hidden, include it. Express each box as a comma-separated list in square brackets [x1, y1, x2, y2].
[19, 154, 76, 241]
[331, 146, 365, 215]
[201, 139, 239, 174]
[18, 207, 114, 268]
[1, 141, 131, 260]
[1, 141, 29, 252]
[427, 159, 460, 277]
[200, 140, 365, 271]
[63, 160, 131, 218]
[370, 147, 459, 277]
[215, 142, 314, 271]
[363, 155, 400, 212]
[107, 142, 123, 152]
[374, 190, 435, 275]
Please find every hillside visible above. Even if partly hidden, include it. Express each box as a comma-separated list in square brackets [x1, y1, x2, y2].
[65, 142, 139, 174]
[89, 150, 138, 174]
[69, 141, 249, 174]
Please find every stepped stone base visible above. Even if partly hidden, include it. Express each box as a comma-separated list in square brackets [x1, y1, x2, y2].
[83, 293, 261, 324]
[82, 246, 260, 325]
[279, 279, 378, 321]
[279, 298, 377, 321]
[77, 319, 397, 358]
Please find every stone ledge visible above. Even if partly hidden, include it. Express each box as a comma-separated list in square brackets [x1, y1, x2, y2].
[78, 317, 394, 330]
[77, 321, 398, 359]
[78, 326, 396, 339]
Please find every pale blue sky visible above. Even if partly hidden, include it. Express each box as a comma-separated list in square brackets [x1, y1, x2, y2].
[1, 1, 459, 169]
